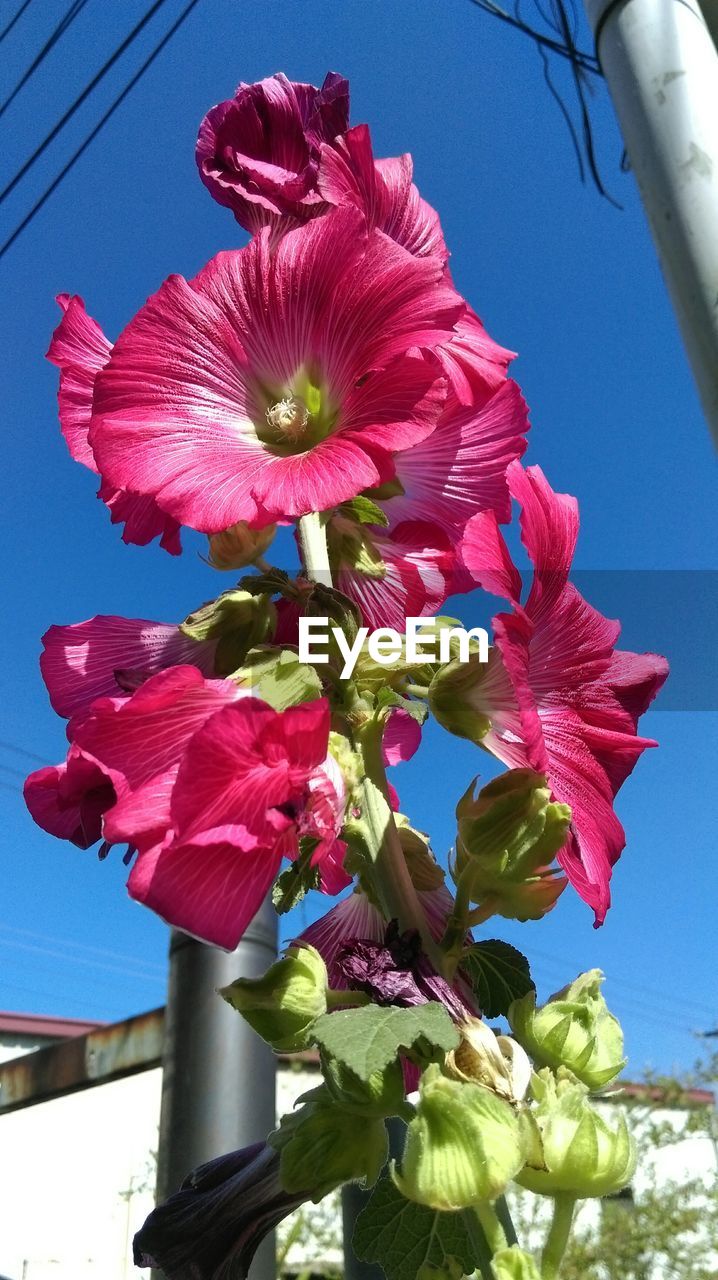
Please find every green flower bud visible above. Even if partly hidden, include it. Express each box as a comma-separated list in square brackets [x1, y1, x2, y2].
[395, 817, 446, 891]
[453, 770, 570, 922]
[321, 1050, 407, 1118]
[207, 520, 277, 570]
[428, 652, 492, 743]
[508, 970, 626, 1090]
[491, 1246, 541, 1280]
[180, 588, 276, 675]
[220, 945, 328, 1053]
[445, 1018, 532, 1105]
[393, 1065, 527, 1211]
[516, 1069, 635, 1198]
[270, 1086, 388, 1199]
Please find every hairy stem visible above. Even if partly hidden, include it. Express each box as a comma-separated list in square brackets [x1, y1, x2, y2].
[461, 1207, 495, 1280]
[494, 1194, 519, 1247]
[356, 720, 445, 972]
[541, 1193, 576, 1280]
[474, 1201, 508, 1256]
[297, 511, 331, 585]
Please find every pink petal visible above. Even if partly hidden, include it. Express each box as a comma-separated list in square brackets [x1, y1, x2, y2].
[170, 698, 330, 843]
[382, 709, 422, 766]
[437, 305, 516, 406]
[128, 832, 282, 950]
[460, 509, 523, 604]
[41, 615, 216, 720]
[24, 747, 115, 849]
[46, 293, 111, 470]
[389, 379, 529, 535]
[72, 667, 243, 845]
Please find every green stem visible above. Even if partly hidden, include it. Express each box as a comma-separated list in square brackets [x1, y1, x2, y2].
[494, 1194, 519, 1247]
[356, 720, 445, 973]
[541, 1193, 576, 1280]
[474, 1201, 508, 1256]
[297, 511, 331, 585]
[461, 1208, 495, 1280]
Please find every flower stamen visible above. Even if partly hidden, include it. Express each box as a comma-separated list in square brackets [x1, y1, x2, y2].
[266, 395, 310, 442]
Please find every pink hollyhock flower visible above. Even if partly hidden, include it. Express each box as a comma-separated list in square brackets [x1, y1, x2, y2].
[461, 462, 669, 923]
[318, 123, 447, 262]
[46, 295, 182, 554]
[40, 614, 217, 721]
[196, 71, 350, 233]
[89, 207, 462, 532]
[127, 696, 348, 948]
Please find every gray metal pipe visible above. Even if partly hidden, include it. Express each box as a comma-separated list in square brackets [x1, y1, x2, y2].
[584, 0, 718, 446]
[153, 900, 278, 1279]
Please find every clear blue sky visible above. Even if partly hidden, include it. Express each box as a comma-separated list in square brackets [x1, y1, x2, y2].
[2, 0, 716, 1077]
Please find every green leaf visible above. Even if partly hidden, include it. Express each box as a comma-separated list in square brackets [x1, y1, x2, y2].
[312, 1002, 459, 1081]
[340, 495, 390, 527]
[244, 649, 323, 711]
[272, 840, 321, 914]
[460, 940, 534, 1019]
[353, 1176, 475, 1280]
[376, 687, 428, 726]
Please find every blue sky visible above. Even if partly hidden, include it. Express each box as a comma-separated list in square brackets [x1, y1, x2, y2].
[1, 0, 716, 1076]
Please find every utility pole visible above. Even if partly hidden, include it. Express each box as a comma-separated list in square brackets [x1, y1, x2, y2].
[153, 900, 278, 1280]
[585, 0, 718, 446]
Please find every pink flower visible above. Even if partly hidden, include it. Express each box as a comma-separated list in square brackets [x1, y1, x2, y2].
[127, 696, 348, 948]
[196, 71, 350, 233]
[318, 123, 447, 262]
[89, 207, 462, 532]
[46, 295, 182, 554]
[461, 463, 668, 923]
[436, 304, 517, 407]
[40, 613, 217, 721]
[25, 665, 347, 948]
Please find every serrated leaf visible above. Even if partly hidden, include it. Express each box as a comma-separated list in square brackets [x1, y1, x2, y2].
[312, 1002, 459, 1081]
[460, 940, 534, 1018]
[272, 840, 321, 914]
[341, 495, 390, 527]
[353, 1176, 475, 1280]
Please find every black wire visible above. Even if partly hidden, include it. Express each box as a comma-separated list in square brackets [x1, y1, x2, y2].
[552, 0, 622, 207]
[0, 0, 33, 43]
[537, 39, 586, 183]
[466, 0, 601, 76]
[0, 0, 202, 263]
[0, 0, 91, 121]
[0, 0, 170, 206]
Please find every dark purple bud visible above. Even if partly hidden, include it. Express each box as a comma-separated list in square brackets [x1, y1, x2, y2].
[336, 921, 470, 1021]
[133, 1142, 306, 1280]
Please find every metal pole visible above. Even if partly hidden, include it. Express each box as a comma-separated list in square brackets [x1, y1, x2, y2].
[584, 0, 718, 446]
[153, 899, 278, 1280]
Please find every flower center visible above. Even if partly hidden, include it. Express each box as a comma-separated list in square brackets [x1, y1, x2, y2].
[265, 395, 311, 443]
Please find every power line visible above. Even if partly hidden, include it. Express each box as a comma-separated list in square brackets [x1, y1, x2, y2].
[0, 0, 91, 121]
[467, 0, 601, 76]
[0, 739, 47, 765]
[0, 0, 202, 262]
[0, 0, 170, 207]
[0, 0, 33, 44]
[0, 937, 166, 983]
[0, 923, 166, 975]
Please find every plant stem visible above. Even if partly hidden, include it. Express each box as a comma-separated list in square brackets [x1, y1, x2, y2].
[461, 1207, 495, 1280]
[298, 511, 331, 585]
[474, 1201, 508, 1256]
[541, 1193, 576, 1280]
[494, 1194, 519, 1247]
[326, 988, 370, 1010]
[356, 720, 445, 973]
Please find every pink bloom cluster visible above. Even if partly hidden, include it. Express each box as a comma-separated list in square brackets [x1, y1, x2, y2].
[26, 70, 667, 947]
[26, 618, 348, 948]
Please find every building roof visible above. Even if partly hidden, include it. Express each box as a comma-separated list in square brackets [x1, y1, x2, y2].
[0, 1011, 107, 1039]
